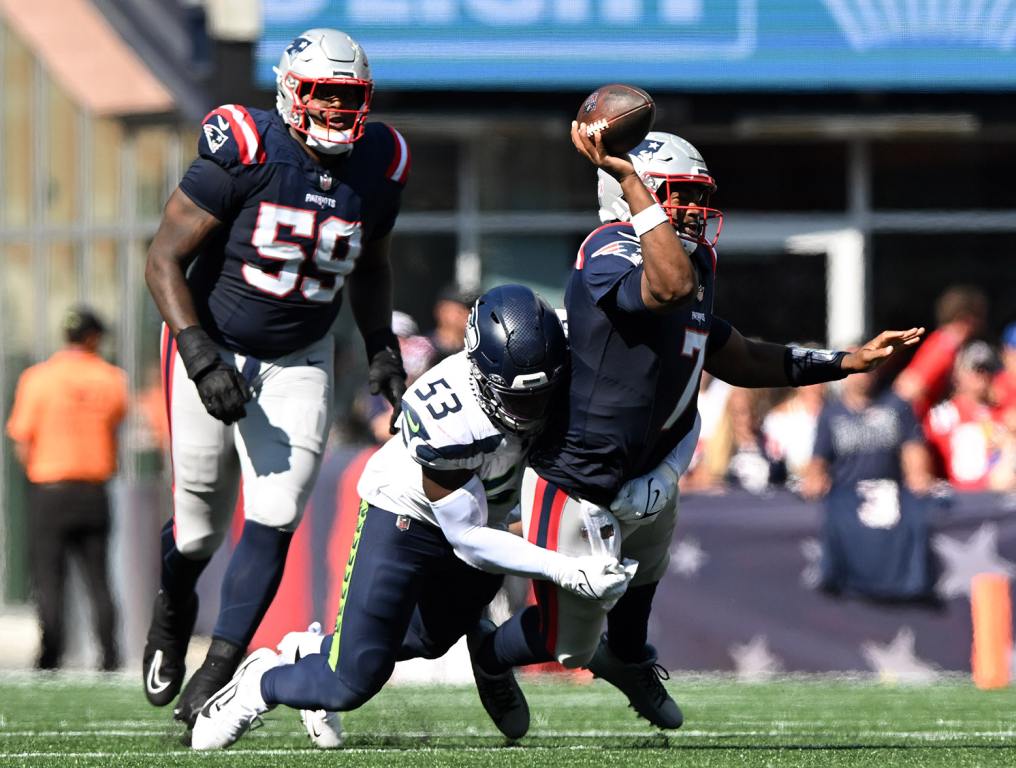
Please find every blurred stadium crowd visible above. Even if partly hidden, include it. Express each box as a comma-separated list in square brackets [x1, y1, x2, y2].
[686, 286, 1016, 497]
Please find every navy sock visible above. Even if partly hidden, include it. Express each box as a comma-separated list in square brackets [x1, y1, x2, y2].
[159, 518, 210, 606]
[260, 653, 362, 711]
[212, 520, 293, 647]
[606, 581, 658, 662]
[476, 606, 552, 675]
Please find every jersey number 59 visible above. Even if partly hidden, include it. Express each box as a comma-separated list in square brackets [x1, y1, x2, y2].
[244, 202, 362, 303]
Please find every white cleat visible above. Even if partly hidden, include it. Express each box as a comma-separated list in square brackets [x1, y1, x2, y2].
[191, 647, 280, 750]
[277, 621, 344, 748]
[276, 621, 326, 663]
[300, 708, 345, 748]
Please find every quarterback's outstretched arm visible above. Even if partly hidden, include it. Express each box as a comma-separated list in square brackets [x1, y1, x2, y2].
[422, 466, 630, 602]
[570, 122, 696, 312]
[145, 188, 222, 335]
[705, 322, 926, 388]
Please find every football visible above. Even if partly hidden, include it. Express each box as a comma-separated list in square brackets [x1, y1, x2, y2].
[576, 84, 656, 155]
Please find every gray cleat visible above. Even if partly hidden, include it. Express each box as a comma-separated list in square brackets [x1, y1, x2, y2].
[586, 636, 683, 729]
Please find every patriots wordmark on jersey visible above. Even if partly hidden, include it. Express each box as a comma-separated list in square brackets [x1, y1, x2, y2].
[532, 221, 728, 505]
[179, 104, 410, 359]
[357, 352, 528, 529]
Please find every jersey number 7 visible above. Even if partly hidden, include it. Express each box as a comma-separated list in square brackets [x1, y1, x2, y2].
[662, 328, 709, 430]
[244, 202, 363, 303]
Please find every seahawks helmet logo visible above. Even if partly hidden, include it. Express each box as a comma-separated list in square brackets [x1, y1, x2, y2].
[465, 307, 480, 353]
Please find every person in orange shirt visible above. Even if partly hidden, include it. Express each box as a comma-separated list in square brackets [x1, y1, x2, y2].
[6, 306, 128, 670]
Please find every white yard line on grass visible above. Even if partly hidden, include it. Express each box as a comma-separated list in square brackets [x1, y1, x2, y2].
[1, 729, 1015, 740]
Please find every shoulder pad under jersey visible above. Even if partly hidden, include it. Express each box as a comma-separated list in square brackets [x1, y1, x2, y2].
[198, 104, 270, 168]
[575, 222, 642, 270]
[360, 122, 411, 186]
[400, 362, 503, 472]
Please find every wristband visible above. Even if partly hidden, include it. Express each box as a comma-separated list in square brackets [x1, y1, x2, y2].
[364, 327, 400, 362]
[175, 326, 220, 381]
[784, 346, 849, 387]
[630, 204, 670, 237]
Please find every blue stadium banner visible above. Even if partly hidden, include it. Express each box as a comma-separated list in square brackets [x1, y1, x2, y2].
[258, 1, 1016, 90]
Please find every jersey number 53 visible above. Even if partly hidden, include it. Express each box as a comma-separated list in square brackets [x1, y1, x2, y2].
[244, 202, 362, 303]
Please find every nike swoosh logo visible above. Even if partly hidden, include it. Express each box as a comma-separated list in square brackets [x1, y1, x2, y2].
[576, 570, 599, 600]
[208, 682, 238, 715]
[307, 358, 324, 367]
[650, 489, 661, 514]
[146, 650, 171, 694]
[309, 714, 322, 738]
[643, 478, 655, 519]
[404, 409, 421, 434]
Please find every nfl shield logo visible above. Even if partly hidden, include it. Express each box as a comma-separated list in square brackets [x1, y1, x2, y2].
[396, 515, 411, 532]
[319, 171, 333, 191]
[697, 285, 705, 302]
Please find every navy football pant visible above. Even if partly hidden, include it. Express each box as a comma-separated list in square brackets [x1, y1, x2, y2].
[261, 502, 503, 712]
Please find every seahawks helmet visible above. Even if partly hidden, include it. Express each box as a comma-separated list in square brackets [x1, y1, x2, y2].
[597, 131, 723, 254]
[465, 285, 569, 436]
[274, 28, 372, 155]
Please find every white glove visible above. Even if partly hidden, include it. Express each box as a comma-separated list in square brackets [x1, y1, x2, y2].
[610, 463, 679, 526]
[551, 554, 638, 602]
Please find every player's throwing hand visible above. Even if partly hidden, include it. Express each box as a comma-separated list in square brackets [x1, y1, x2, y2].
[841, 327, 926, 373]
[571, 121, 637, 182]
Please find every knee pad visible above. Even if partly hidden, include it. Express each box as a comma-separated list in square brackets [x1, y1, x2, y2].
[244, 487, 307, 531]
[173, 527, 225, 560]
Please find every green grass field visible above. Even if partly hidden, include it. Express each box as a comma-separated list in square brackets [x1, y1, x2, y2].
[1, 673, 1015, 767]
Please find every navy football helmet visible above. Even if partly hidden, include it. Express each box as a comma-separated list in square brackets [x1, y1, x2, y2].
[465, 284, 569, 436]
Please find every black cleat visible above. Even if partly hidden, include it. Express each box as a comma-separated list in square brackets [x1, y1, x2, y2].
[142, 590, 198, 707]
[173, 639, 244, 729]
[467, 619, 530, 740]
[586, 637, 683, 729]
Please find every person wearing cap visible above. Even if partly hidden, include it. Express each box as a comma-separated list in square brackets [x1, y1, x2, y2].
[6, 306, 128, 670]
[427, 284, 477, 365]
[924, 341, 1015, 492]
[993, 322, 1016, 422]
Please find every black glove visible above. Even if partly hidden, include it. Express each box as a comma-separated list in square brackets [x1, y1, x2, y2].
[365, 329, 408, 434]
[176, 326, 252, 425]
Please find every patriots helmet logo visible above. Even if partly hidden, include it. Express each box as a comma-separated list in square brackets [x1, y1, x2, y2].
[286, 37, 312, 57]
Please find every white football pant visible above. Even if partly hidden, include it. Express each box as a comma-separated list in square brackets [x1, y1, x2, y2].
[160, 325, 333, 558]
[519, 469, 678, 669]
